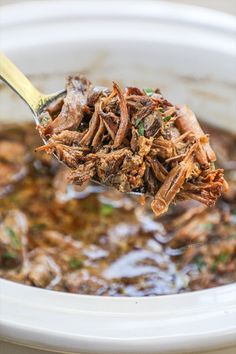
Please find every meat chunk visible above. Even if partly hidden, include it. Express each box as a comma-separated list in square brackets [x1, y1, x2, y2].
[37, 143, 88, 169]
[0, 141, 26, 163]
[40, 75, 92, 136]
[180, 169, 225, 206]
[0, 140, 27, 194]
[28, 252, 60, 288]
[38, 75, 226, 216]
[143, 109, 162, 138]
[113, 82, 130, 147]
[0, 162, 26, 191]
[49, 130, 85, 146]
[96, 148, 131, 182]
[63, 270, 108, 295]
[176, 105, 216, 166]
[151, 143, 197, 216]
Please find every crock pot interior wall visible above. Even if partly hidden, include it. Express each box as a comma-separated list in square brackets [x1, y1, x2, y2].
[0, 2, 236, 354]
[2, 42, 235, 125]
[0, 4, 235, 130]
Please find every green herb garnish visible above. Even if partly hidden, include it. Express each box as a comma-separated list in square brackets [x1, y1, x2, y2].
[5, 226, 21, 249]
[159, 108, 164, 113]
[138, 121, 145, 136]
[216, 252, 230, 263]
[143, 88, 154, 97]
[163, 115, 172, 122]
[3, 251, 18, 260]
[69, 258, 83, 269]
[204, 223, 213, 232]
[135, 118, 142, 127]
[211, 252, 230, 272]
[100, 203, 114, 217]
[135, 118, 145, 136]
[194, 255, 206, 271]
[211, 263, 217, 272]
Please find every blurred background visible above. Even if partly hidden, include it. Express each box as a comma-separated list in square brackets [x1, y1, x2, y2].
[1, 0, 236, 15]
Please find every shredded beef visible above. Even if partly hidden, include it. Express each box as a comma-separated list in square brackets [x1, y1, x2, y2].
[37, 75, 227, 216]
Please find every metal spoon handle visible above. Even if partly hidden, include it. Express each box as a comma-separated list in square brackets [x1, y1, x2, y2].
[0, 52, 43, 115]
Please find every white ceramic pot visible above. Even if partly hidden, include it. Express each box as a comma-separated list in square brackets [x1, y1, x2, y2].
[0, 1, 236, 354]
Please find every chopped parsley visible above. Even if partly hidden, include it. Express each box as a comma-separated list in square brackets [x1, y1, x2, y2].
[135, 118, 142, 127]
[216, 252, 230, 263]
[194, 255, 206, 271]
[204, 223, 213, 232]
[163, 115, 172, 123]
[100, 203, 114, 217]
[159, 108, 164, 113]
[69, 258, 83, 269]
[138, 121, 145, 136]
[5, 226, 21, 249]
[211, 252, 230, 272]
[3, 251, 18, 261]
[143, 88, 154, 97]
[135, 118, 145, 136]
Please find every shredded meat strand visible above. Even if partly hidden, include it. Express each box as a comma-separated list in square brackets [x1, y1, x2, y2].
[113, 82, 130, 148]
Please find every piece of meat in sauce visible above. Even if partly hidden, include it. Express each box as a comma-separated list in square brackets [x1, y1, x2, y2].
[63, 269, 108, 295]
[0, 140, 27, 194]
[0, 210, 28, 268]
[27, 251, 60, 288]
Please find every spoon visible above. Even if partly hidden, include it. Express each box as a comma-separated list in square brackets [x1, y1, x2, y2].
[0, 52, 144, 197]
[0, 52, 65, 125]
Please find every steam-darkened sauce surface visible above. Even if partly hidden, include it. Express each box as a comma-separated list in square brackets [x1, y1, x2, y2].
[0, 123, 235, 296]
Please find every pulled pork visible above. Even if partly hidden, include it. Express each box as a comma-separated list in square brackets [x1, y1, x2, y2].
[37, 75, 227, 216]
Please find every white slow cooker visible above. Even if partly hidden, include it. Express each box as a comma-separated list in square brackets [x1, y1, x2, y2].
[0, 1, 236, 354]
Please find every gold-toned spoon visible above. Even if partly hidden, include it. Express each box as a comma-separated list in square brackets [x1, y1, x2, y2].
[0, 52, 65, 125]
